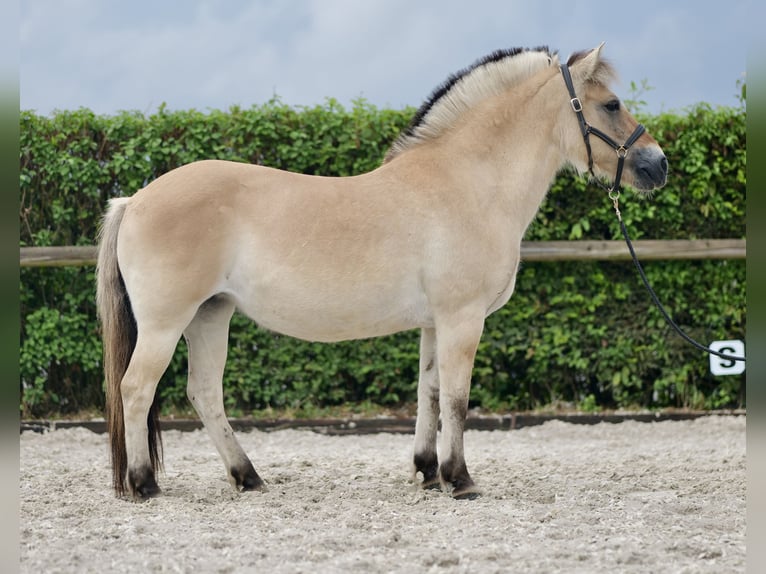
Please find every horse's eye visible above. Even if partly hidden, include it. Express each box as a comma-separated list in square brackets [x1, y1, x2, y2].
[604, 99, 620, 112]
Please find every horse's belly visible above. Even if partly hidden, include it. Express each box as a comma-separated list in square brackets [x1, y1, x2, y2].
[229, 278, 432, 342]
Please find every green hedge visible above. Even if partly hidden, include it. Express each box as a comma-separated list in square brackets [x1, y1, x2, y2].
[19, 99, 746, 417]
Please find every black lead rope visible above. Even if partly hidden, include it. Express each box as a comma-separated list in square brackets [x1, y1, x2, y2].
[560, 64, 745, 364]
[616, 208, 745, 362]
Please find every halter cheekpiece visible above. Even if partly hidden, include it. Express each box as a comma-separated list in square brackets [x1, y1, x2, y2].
[559, 64, 645, 195]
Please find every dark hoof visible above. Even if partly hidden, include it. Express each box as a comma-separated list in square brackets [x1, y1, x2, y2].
[414, 451, 440, 490]
[128, 466, 161, 500]
[135, 483, 162, 500]
[230, 460, 265, 492]
[453, 488, 482, 501]
[440, 459, 479, 499]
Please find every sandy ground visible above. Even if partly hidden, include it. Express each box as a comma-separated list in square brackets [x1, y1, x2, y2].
[20, 415, 745, 573]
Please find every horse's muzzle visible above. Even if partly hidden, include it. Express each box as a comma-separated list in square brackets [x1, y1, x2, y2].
[632, 147, 668, 190]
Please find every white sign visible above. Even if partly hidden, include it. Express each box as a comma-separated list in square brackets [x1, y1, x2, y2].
[709, 340, 745, 376]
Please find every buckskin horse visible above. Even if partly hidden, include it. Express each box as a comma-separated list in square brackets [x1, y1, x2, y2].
[97, 44, 667, 500]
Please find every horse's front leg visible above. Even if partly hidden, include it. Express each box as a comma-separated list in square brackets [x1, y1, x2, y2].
[413, 328, 440, 489]
[435, 309, 485, 499]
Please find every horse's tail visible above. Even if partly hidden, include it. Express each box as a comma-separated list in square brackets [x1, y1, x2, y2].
[96, 198, 162, 496]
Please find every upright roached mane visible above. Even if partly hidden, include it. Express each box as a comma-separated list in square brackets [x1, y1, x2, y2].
[97, 44, 667, 501]
[385, 47, 555, 161]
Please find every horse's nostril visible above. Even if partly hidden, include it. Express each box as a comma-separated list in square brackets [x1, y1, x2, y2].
[660, 156, 668, 174]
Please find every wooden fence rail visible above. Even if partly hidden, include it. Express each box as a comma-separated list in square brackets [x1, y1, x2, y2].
[20, 239, 746, 268]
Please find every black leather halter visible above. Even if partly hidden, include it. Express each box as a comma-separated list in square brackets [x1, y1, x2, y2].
[560, 64, 645, 194]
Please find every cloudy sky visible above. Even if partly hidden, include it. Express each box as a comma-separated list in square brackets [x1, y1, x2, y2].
[20, 0, 750, 117]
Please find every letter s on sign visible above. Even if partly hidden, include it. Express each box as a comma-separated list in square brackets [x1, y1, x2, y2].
[709, 340, 745, 376]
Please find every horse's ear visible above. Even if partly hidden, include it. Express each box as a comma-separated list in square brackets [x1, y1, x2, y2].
[569, 42, 608, 85]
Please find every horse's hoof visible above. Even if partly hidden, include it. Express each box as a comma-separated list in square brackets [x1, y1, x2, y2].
[230, 461, 265, 492]
[240, 477, 267, 493]
[453, 488, 482, 501]
[414, 452, 440, 491]
[128, 466, 161, 500]
[439, 459, 479, 499]
[134, 483, 161, 500]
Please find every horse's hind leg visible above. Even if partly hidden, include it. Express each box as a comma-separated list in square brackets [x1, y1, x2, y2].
[413, 328, 440, 489]
[122, 327, 185, 499]
[184, 296, 264, 492]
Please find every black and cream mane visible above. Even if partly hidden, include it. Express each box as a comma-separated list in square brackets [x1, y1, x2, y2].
[384, 46, 557, 162]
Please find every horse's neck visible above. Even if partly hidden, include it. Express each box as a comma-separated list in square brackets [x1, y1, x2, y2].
[438, 74, 566, 233]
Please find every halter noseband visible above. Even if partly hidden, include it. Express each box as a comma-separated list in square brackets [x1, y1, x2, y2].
[560, 64, 645, 195]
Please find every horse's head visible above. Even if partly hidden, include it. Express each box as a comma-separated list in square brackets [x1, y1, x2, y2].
[560, 44, 667, 192]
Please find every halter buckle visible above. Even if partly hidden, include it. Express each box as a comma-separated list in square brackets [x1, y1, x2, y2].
[570, 97, 583, 113]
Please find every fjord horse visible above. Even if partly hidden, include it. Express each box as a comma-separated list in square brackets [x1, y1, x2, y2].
[97, 44, 667, 500]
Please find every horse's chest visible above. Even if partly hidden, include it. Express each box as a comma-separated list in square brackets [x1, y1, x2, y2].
[485, 259, 521, 316]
